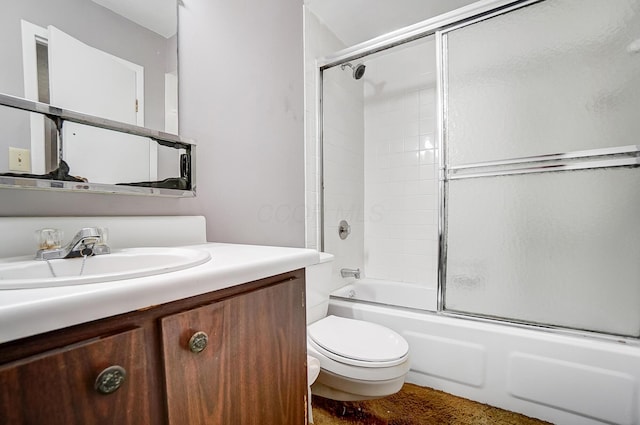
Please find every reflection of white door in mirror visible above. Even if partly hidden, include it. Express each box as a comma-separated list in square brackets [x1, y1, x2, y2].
[164, 71, 178, 134]
[21, 21, 157, 184]
[48, 26, 141, 124]
[21, 20, 48, 174]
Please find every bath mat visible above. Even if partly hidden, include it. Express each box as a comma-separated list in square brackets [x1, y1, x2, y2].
[311, 383, 552, 425]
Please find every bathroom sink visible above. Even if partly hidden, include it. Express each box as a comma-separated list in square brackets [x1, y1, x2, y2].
[0, 247, 211, 290]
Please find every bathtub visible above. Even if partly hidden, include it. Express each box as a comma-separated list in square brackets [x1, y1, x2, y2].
[331, 279, 438, 311]
[328, 283, 640, 425]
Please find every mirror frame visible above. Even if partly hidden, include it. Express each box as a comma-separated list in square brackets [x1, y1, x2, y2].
[0, 93, 196, 197]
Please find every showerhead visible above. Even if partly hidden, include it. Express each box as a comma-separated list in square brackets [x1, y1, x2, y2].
[341, 62, 366, 80]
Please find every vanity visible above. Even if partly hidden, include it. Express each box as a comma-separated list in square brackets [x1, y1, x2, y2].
[0, 216, 319, 425]
[0, 3, 315, 422]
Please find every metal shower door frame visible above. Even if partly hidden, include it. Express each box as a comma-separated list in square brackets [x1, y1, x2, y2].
[315, 0, 640, 343]
[437, 0, 640, 340]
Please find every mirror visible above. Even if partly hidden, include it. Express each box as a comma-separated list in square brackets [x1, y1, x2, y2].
[1, 0, 177, 131]
[0, 0, 194, 196]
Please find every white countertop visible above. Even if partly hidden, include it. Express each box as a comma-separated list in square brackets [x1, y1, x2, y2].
[0, 242, 319, 344]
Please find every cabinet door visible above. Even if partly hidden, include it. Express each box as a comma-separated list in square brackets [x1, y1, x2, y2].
[162, 299, 231, 424]
[0, 327, 151, 425]
[227, 277, 307, 425]
[162, 277, 307, 425]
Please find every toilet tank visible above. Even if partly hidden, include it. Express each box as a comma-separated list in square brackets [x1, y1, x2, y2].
[305, 252, 334, 324]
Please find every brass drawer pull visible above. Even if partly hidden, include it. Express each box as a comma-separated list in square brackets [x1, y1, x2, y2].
[189, 331, 209, 353]
[94, 365, 127, 394]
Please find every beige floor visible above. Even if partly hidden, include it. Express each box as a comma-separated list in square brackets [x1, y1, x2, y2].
[311, 383, 553, 425]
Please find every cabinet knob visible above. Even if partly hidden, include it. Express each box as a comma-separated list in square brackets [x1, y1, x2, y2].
[188, 331, 209, 353]
[94, 365, 127, 395]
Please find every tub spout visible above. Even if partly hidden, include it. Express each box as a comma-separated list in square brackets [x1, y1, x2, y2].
[340, 268, 361, 279]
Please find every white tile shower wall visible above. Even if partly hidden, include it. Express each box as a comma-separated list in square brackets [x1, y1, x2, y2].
[303, 8, 347, 250]
[363, 38, 439, 288]
[304, 15, 439, 289]
[322, 64, 365, 280]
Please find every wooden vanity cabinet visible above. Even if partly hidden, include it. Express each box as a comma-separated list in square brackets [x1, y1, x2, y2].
[0, 269, 307, 425]
[162, 277, 307, 425]
[0, 327, 151, 425]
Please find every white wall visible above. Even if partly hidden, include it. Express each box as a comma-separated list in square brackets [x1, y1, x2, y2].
[179, 0, 305, 247]
[0, 0, 306, 249]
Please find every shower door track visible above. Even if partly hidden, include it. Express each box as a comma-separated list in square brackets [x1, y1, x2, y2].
[447, 145, 640, 180]
[440, 309, 640, 345]
[315, 0, 537, 70]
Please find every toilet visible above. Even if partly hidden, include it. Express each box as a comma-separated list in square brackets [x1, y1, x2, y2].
[305, 253, 410, 401]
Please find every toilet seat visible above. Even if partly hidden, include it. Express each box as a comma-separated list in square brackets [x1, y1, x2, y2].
[308, 315, 409, 368]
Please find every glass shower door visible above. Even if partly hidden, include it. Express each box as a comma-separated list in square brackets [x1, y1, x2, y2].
[441, 0, 640, 337]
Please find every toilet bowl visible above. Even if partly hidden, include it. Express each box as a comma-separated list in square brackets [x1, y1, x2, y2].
[305, 253, 410, 401]
[308, 315, 410, 400]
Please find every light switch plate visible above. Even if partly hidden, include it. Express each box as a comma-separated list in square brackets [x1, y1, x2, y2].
[9, 147, 31, 172]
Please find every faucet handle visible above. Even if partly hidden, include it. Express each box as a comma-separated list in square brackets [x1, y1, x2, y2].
[35, 228, 64, 250]
[95, 227, 109, 245]
[85, 227, 110, 255]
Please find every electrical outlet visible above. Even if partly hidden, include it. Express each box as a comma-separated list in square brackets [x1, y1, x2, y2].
[9, 147, 31, 172]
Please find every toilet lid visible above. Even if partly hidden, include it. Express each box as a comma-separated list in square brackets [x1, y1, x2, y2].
[308, 316, 409, 365]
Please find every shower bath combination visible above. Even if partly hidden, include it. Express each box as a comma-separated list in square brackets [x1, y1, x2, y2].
[341, 62, 366, 79]
[315, 0, 640, 423]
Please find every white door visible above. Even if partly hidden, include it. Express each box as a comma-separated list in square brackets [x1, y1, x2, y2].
[47, 26, 156, 184]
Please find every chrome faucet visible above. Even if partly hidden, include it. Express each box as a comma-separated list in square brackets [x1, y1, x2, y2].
[340, 268, 361, 279]
[36, 227, 110, 260]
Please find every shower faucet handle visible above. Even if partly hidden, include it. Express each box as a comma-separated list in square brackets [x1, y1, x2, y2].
[338, 220, 351, 240]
